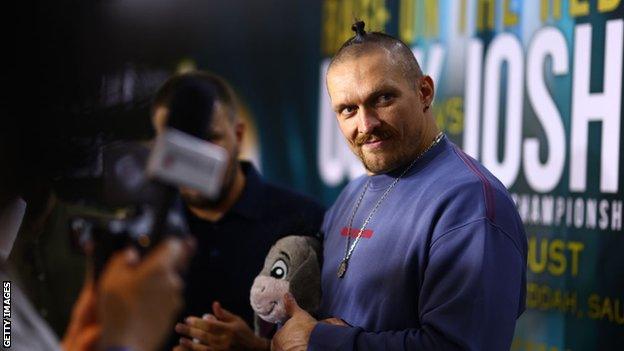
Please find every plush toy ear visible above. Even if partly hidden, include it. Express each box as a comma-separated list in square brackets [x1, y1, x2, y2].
[303, 236, 322, 262]
[288, 238, 322, 315]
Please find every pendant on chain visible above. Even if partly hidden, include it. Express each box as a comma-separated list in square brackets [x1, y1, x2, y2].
[337, 259, 348, 278]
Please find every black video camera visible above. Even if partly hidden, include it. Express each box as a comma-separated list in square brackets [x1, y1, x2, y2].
[67, 129, 228, 277]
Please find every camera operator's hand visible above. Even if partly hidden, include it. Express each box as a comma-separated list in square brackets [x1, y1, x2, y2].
[98, 238, 194, 351]
[174, 301, 270, 351]
[61, 275, 100, 351]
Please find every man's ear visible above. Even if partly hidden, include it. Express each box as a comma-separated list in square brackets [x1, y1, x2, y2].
[151, 106, 169, 135]
[234, 120, 246, 144]
[288, 246, 321, 313]
[419, 75, 435, 110]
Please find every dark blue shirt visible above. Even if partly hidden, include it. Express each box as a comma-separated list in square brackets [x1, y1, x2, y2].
[168, 162, 324, 347]
[310, 136, 527, 351]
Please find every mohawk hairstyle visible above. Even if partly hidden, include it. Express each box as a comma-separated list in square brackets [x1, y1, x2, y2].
[329, 21, 423, 87]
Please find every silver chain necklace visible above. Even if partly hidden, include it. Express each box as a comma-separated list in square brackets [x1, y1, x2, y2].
[337, 132, 444, 278]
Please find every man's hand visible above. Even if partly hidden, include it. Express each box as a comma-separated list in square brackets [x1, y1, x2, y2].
[61, 275, 100, 351]
[175, 301, 270, 351]
[98, 238, 194, 351]
[271, 293, 317, 351]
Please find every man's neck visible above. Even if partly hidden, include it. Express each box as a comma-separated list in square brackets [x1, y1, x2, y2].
[413, 125, 442, 160]
[187, 165, 246, 222]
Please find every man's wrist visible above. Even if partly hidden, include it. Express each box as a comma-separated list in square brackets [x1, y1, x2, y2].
[308, 322, 361, 351]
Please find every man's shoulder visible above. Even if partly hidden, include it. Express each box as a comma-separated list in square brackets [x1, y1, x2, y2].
[255, 180, 326, 238]
[260, 180, 325, 214]
[419, 149, 527, 260]
[242, 161, 324, 215]
[426, 142, 514, 204]
[421, 143, 523, 238]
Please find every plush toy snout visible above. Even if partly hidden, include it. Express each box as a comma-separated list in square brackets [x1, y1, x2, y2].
[250, 235, 321, 331]
[250, 276, 290, 324]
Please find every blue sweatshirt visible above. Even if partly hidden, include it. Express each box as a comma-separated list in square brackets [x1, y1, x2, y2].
[309, 136, 527, 351]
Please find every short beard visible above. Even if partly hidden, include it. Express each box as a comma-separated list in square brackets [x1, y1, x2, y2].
[182, 170, 235, 208]
[359, 150, 408, 174]
[350, 123, 411, 174]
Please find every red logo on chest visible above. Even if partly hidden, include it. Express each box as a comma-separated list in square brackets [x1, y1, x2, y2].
[340, 227, 374, 238]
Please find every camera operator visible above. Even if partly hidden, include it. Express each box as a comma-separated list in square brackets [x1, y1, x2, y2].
[1, 108, 194, 351]
[151, 71, 325, 351]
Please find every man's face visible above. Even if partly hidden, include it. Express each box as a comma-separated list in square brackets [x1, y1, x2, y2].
[152, 102, 241, 207]
[327, 48, 432, 174]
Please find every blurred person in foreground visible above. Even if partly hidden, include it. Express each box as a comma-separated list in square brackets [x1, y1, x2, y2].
[272, 21, 527, 351]
[151, 72, 324, 351]
[0, 105, 194, 351]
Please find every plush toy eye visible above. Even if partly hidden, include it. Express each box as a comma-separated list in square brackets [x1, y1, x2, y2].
[270, 259, 288, 279]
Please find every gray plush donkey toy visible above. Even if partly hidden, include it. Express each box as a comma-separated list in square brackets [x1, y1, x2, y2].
[249, 235, 322, 333]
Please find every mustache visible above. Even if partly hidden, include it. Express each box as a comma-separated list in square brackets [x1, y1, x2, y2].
[354, 126, 397, 146]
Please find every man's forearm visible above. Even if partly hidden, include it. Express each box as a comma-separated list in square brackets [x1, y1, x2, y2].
[308, 323, 477, 351]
